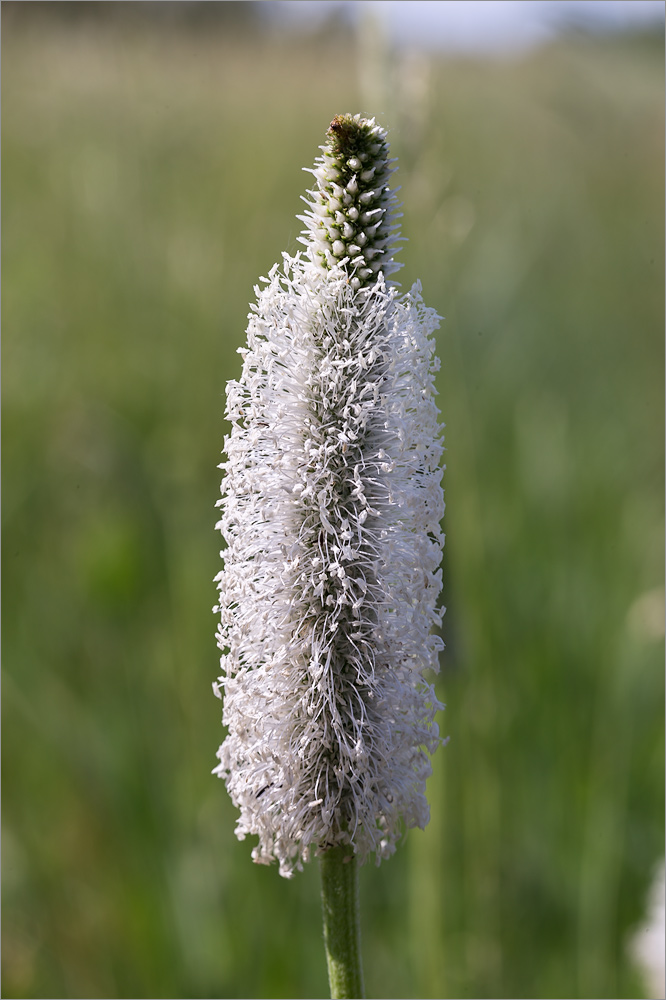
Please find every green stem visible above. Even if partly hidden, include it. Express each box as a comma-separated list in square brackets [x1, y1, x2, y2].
[319, 845, 365, 999]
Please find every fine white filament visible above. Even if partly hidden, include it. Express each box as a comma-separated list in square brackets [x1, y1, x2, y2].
[214, 115, 445, 877]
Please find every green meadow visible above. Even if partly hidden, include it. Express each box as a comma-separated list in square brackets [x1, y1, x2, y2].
[3, 9, 664, 999]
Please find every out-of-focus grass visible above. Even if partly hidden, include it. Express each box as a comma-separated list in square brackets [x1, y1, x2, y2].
[3, 11, 663, 1000]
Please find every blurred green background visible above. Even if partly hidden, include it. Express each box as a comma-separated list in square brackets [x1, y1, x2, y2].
[3, 3, 664, 998]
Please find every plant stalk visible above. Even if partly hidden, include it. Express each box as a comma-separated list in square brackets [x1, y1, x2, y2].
[319, 845, 365, 999]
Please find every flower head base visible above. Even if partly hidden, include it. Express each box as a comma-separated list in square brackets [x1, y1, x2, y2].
[214, 116, 445, 878]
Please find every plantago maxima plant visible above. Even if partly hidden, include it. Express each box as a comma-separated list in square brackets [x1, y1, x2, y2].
[214, 114, 445, 999]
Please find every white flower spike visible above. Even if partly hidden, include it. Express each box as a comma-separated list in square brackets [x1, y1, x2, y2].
[214, 114, 445, 878]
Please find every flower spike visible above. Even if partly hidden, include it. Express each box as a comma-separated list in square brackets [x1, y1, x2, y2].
[214, 115, 445, 879]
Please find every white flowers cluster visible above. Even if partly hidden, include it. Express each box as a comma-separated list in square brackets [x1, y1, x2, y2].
[214, 115, 445, 877]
